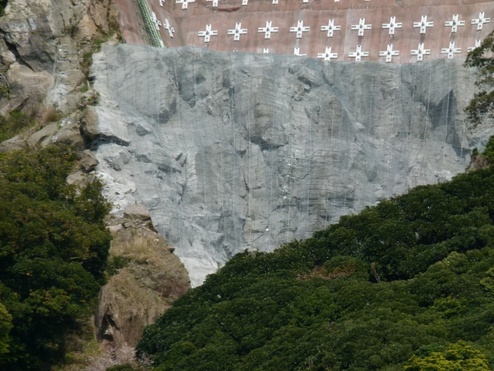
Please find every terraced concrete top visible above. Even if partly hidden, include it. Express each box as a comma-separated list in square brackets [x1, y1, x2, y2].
[114, 0, 494, 63]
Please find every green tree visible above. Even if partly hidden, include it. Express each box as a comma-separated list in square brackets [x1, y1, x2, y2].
[465, 31, 494, 124]
[137, 148, 494, 370]
[0, 145, 111, 369]
[405, 341, 489, 371]
[0, 303, 12, 356]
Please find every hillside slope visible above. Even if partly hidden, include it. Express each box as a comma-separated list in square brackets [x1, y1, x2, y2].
[92, 44, 494, 285]
[135, 138, 494, 370]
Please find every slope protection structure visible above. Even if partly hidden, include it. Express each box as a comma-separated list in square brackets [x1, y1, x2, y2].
[114, 0, 494, 63]
[91, 43, 494, 286]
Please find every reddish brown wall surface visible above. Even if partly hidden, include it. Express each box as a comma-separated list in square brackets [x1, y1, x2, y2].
[114, 0, 494, 63]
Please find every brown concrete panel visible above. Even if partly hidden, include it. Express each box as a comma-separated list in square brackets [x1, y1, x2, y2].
[114, 0, 494, 63]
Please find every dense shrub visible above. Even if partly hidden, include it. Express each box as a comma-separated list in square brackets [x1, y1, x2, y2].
[0, 145, 111, 369]
[136, 146, 494, 370]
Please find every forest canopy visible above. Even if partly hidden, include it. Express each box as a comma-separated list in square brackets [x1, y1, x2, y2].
[135, 137, 494, 370]
[0, 145, 111, 370]
[134, 31, 494, 371]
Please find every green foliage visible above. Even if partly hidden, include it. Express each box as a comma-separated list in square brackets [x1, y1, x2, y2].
[0, 0, 7, 17]
[0, 145, 111, 369]
[137, 142, 494, 370]
[472, 135, 494, 167]
[465, 31, 494, 124]
[107, 364, 139, 371]
[0, 110, 34, 143]
[405, 340, 489, 370]
[0, 303, 12, 356]
[106, 255, 132, 276]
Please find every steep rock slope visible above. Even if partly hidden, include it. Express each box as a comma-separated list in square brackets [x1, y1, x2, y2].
[0, 0, 117, 115]
[92, 44, 494, 286]
[0, 1, 191, 365]
[97, 217, 189, 352]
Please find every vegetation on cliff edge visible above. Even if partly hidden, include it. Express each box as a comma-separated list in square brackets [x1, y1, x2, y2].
[135, 138, 494, 370]
[465, 30, 494, 124]
[134, 32, 494, 371]
[0, 145, 111, 370]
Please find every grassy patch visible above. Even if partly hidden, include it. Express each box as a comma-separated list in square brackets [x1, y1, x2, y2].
[0, 110, 34, 143]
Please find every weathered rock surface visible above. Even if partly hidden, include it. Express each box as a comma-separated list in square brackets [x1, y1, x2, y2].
[0, 0, 120, 151]
[80, 149, 100, 172]
[96, 221, 190, 352]
[92, 44, 494, 286]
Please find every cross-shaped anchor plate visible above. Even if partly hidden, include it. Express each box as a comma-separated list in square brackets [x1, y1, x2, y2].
[472, 12, 491, 31]
[441, 41, 461, 59]
[198, 24, 218, 43]
[349, 45, 369, 61]
[258, 21, 278, 39]
[445, 14, 465, 33]
[411, 43, 431, 62]
[290, 20, 310, 39]
[228, 22, 248, 41]
[382, 16, 402, 35]
[321, 19, 341, 38]
[379, 44, 399, 62]
[317, 47, 338, 61]
[413, 15, 434, 34]
[351, 18, 372, 37]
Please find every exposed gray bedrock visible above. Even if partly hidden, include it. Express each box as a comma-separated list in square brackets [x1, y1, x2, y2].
[92, 44, 493, 286]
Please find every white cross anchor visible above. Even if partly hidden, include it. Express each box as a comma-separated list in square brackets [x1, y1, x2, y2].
[164, 19, 175, 38]
[151, 12, 161, 30]
[321, 19, 341, 38]
[206, 0, 219, 7]
[294, 47, 306, 57]
[177, 0, 195, 9]
[472, 12, 491, 31]
[228, 22, 248, 41]
[468, 39, 482, 52]
[290, 20, 310, 39]
[445, 14, 465, 33]
[198, 24, 218, 43]
[351, 18, 372, 37]
[317, 47, 338, 61]
[379, 44, 399, 62]
[413, 15, 434, 34]
[382, 16, 402, 35]
[258, 21, 278, 39]
[411, 43, 431, 62]
[441, 41, 461, 59]
[349, 45, 369, 62]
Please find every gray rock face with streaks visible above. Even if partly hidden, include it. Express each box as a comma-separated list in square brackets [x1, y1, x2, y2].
[92, 44, 493, 286]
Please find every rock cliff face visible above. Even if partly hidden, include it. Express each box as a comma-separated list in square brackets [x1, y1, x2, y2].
[0, 0, 117, 115]
[0, 1, 191, 364]
[97, 214, 189, 353]
[0, 0, 122, 153]
[92, 44, 494, 286]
